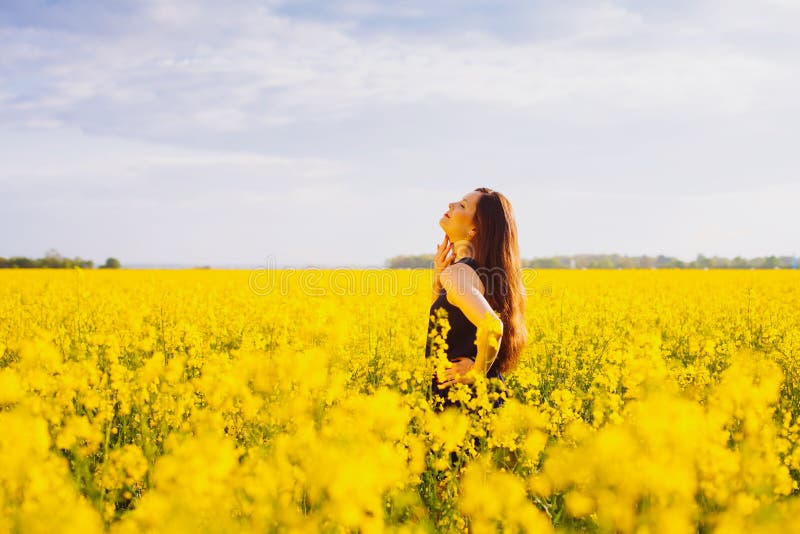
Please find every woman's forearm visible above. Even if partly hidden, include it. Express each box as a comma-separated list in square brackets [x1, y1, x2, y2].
[473, 312, 503, 375]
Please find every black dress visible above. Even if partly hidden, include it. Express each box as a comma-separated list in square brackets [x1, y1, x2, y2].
[425, 256, 507, 410]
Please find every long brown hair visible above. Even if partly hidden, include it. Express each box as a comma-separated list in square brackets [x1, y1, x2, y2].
[471, 187, 528, 375]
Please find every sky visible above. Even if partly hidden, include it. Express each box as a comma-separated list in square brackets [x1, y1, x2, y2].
[1, 0, 798, 267]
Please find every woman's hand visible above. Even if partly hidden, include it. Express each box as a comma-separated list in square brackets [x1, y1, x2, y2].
[437, 357, 478, 389]
[433, 234, 454, 288]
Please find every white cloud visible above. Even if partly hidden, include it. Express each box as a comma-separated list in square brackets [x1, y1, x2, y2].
[0, 126, 346, 191]
[2, 0, 796, 134]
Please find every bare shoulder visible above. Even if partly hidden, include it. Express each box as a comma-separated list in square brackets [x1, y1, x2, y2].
[439, 261, 485, 301]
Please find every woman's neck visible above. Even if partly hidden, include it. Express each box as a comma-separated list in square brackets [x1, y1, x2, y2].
[452, 239, 473, 262]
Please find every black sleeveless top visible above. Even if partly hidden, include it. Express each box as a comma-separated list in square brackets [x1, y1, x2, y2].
[425, 256, 503, 379]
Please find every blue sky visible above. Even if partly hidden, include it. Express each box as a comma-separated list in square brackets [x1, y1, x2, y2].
[1, 0, 798, 267]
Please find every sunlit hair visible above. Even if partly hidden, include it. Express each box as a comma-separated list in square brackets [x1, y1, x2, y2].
[470, 187, 528, 374]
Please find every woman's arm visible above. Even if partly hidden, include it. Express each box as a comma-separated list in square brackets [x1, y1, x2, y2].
[473, 311, 503, 375]
[438, 263, 503, 376]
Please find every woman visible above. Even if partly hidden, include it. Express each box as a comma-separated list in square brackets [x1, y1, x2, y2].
[424, 187, 528, 411]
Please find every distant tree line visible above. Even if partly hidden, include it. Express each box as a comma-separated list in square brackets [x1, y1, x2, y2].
[386, 253, 798, 269]
[0, 249, 121, 269]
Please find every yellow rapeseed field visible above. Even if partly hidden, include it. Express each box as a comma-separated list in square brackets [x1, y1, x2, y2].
[1, 267, 800, 533]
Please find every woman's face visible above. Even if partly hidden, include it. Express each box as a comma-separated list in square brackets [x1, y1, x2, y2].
[439, 190, 481, 241]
